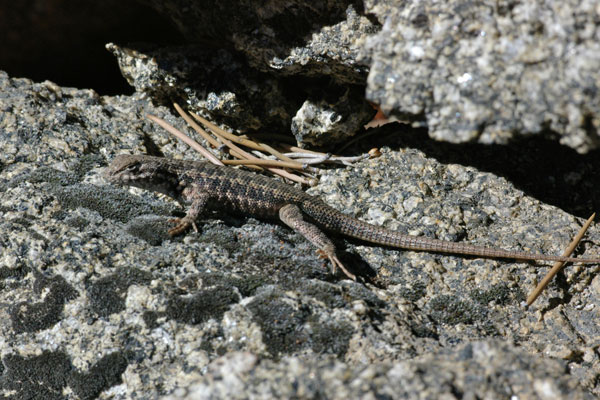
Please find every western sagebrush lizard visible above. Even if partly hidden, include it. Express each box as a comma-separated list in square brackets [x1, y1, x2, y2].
[104, 154, 600, 280]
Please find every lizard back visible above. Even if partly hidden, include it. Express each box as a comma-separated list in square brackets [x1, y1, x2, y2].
[104, 155, 312, 219]
[181, 160, 312, 218]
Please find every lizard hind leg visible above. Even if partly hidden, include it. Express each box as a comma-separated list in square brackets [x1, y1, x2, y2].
[279, 204, 356, 281]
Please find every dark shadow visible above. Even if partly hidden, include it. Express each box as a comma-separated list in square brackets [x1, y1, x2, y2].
[150, 0, 367, 63]
[334, 248, 379, 284]
[0, 0, 184, 95]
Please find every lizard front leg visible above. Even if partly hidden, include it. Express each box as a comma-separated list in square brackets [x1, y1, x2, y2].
[169, 192, 209, 236]
[279, 204, 356, 280]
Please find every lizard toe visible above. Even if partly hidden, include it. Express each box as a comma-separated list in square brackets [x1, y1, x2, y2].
[168, 217, 192, 236]
[329, 255, 356, 281]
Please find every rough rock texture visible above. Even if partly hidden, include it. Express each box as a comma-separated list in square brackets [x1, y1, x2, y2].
[3, 0, 600, 398]
[290, 86, 371, 146]
[108, 0, 600, 151]
[362, 0, 600, 152]
[2, 72, 600, 398]
[162, 342, 594, 400]
[107, 40, 375, 148]
[108, 1, 377, 147]
[106, 43, 292, 131]
[137, 0, 374, 82]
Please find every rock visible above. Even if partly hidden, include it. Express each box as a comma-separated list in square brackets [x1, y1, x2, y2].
[107, 1, 378, 147]
[361, 0, 600, 153]
[3, 0, 600, 397]
[1, 71, 600, 398]
[162, 341, 593, 400]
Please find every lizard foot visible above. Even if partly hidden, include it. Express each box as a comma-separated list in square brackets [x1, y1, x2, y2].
[280, 204, 357, 281]
[331, 255, 356, 281]
[317, 250, 356, 281]
[168, 217, 198, 236]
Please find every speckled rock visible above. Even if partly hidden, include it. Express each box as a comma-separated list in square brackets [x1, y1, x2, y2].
[2, 72, 600, 398]
[106, 0, 600, 152]
[107, 41, 374, 149]
[107, 0, 377, 148]
[291, 86, 373, 146]
[361, 0, 600, 153]
[106, 43, 292, 132]
[162, 341, 593, 400]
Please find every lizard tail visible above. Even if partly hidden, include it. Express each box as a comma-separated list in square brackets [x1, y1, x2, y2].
[302, 199, 600, 264]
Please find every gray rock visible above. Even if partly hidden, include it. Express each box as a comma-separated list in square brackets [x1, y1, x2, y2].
[362, 0, 600, 152]
[162, 341, 593, 400]
[138, 0, 374, 83]
[107, 1, 378, 148]
[127, 0, 600, 151]
[106, 43, 291, 132]
[2, 71, 600, 398]
[291, 87, 373, 146]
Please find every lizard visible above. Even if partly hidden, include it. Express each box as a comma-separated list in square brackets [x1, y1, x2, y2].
[103, 154, 600, 280]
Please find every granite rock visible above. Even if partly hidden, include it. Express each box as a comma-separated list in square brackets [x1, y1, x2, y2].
[162, 341, 593, 400]
[362, 0, 600, 152]
[107, 1, 377, 148]
[1, 72, 600, 398]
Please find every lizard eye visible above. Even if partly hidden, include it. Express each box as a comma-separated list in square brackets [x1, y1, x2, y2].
[117, 162, 141, 175]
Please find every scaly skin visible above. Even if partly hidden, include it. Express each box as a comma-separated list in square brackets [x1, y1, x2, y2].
[104, 154, 600, 280]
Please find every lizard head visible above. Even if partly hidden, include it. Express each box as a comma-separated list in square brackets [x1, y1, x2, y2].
[103, 154, 180, 196]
